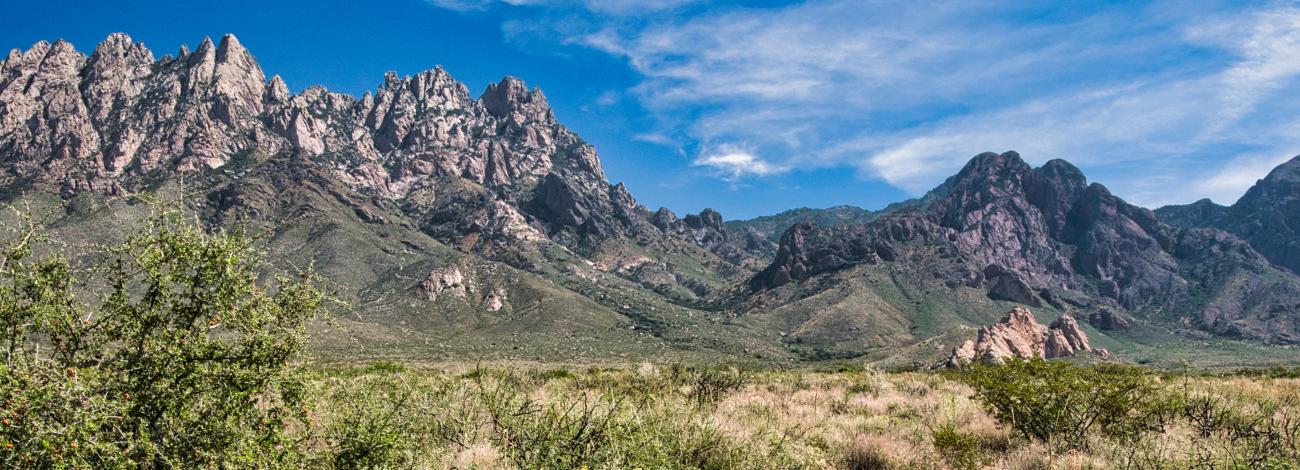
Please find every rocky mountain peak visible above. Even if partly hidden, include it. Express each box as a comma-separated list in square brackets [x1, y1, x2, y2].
[955, 151, 1031, 183]
[651, 207, 679, 230]
[1037, 158, 1086, 184]
[481, 76, 552, 124]
[1261, 155, 1300, 184]
[215, 33, 246, 62]
[210, 34, 266, 118]
[753, 150, 1184, 312]
[934, 151, 1034, 229]
[89, 33, 151, 62]
[189, 36, 215, 64]
[265, 74, 290, 103]
[0, 33, 609, 196]
[1025, 158, 1088, 236]
[1178, 154, 1300, 276]
[1236, 155, 1300, 208]
[685, 208, 725, 232]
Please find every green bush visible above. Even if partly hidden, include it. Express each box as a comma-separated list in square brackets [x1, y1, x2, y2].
[964, 359, 1168, 450]
[931, 423, 987, 470]
[0, 204, 326, 467]
[366, 359, 407, 374]
[318, 374, 436, 469]
[686, 367, 748, 407]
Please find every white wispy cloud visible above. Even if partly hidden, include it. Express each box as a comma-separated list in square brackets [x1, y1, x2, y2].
[584, 0, 699, 15]
[425, 0, 496, 12]
[431, 0, 1300, 207]
[856, 5, 1300, 206]
[594, 90, 620, 106]
[423, 0, 551, 12]
[692, 145, 785, 181]
[633, 132, 676, 146]
[572, 1, 1300, 206]
[427, 0, 692, 14]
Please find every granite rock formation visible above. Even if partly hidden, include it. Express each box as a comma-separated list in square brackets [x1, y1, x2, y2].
[946, 306, 1109, 366]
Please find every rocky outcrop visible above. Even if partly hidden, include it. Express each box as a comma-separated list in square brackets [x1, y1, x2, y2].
[482, 288, 507, 312]
[417, 265, 511, 313]
[1045, 315, 1094, 358]
[652, 207, 730, 250]
[418, 266, 470, 302]
[946, 306, 1110, 366]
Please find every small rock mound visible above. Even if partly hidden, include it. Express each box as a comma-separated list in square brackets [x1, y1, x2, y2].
[946, 306, 1112, 367]
[417, 266, 470, 301]
[417, 265, 510, 312]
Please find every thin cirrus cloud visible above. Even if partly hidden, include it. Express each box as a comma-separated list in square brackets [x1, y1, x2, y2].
[427, 0, 1300, 208]
[426, 0, 697, 15]
[692, 145, 786, 181]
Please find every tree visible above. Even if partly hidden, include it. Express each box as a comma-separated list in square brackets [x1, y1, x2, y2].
[0, 203, 327, 467]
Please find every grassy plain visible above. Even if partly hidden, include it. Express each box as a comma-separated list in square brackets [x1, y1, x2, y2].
[296, 361, 1300, 469]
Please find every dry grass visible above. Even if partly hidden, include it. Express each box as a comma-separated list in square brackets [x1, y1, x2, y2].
[299, 362, 1300, 469]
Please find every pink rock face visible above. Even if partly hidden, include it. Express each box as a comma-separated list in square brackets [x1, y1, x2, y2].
[1045, 315, 1092, 357]
[946, 306, 1110, 366]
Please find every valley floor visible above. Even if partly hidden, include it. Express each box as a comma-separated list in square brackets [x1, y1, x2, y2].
[301, 361, 1300, 469]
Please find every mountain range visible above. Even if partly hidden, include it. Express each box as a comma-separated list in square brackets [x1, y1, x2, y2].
[4, 33, 1300, 367]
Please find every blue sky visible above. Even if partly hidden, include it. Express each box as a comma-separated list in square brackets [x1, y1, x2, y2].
[5, 0, 1300, 219]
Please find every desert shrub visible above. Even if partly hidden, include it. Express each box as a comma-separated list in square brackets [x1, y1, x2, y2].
[931, 423, 988, 470]
[535, 367, 573, 381]
[466, 366, 780, 469]
[838, 437, 894, 469]
[964, 359, 1168, 450]
[686, 367, 748, 407]
[486, 393, 621, 468]
[846, 381, 881, 397]
[366, 359, 406, 374]
[846, 368, 888, 397]
[1181, 393, 1300, 467]
[318, 374, 438, 469]
[0, 204, 326, 467]
[1181, 393, 1235, 438]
